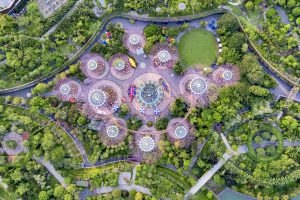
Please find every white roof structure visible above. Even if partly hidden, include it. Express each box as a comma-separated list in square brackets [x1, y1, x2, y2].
[114, 60, 125, 71]
[129, 35, 140, 45]
[106, 126, 119, 138]
[178, 2, 186, 10]
[88, 59, 98, 71]
[89, 90, 106, 107]
[60, 84, 71, 95]
[158, 50, 171, 63]
[139, 136, 155, 152]
[223, 70, 233, 81]
[190, 77, 207, 94]
[174, 126, 188, 139]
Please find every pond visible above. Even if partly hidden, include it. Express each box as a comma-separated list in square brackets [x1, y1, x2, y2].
[218, 188, 256, 200]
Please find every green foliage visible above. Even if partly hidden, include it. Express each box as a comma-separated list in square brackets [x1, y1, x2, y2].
[144, 24, 162, 38]
[170, 98, 188, 118]
[217, 13, 240, 35]
[292, 7, 300, 17]
[246, 124, 283, 162]
[248, 85, 270, 97]
[146, 121, 153, 127]
[5, 140, 17, 149]
[155, 117, 169, 130]
[226, 32, 247, 52]
[126, 116, 143, 131]
[173, 61, 188, 75]
[239, 54, 277, 88]
[119, 104, 129, 118]
[91, 23, 127, 59]
[51, 1, 98, 45]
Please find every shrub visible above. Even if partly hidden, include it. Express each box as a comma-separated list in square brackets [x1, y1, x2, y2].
[173, 61, 187, 76]
[6, 140, 17, 149]
[170, 98, 188, 117]
[155, 117, 169, 130]
[126, 116, 143, 131]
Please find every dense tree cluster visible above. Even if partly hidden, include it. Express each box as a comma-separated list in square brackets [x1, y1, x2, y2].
[91, 23, 127, 59]
[50, 0, 98, 45]
[242, 0, 300, 77]
[106, 0, 227, 16]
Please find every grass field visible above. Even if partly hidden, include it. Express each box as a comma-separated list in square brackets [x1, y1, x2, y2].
[178, 28, 218, 67]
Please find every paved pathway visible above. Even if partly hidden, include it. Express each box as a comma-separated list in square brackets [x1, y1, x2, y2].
[98, 0, 106, 7]
[131, 164, 138, 183]
[81, 163, 151, 199]
[94, 184, 151, 195]
[185, 142, 207, 175]
[220, 133, 233, 152]
[185, 136, 300, 199]
[275, 6, 290, 24]
[185, 152, 234, 199]
[0, 59, 6, 65]
[33, 157, 68, 188]
[0, 176, 7, 189]
[42, 0, 84, 38]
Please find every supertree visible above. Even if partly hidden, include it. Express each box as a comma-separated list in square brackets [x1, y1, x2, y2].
[99, 118, 127, 146]
[166, 118, 195, 148]
[211, 64, 240, 86]
[80, 53, 109, 80]
[150, 43, 178, 69]
[54, 78, 82, 102]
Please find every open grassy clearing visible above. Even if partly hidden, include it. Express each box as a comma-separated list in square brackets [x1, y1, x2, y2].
[178, 28, 217, 67]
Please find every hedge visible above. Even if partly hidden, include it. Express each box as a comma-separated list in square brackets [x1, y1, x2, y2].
[246, 123, 283, 162]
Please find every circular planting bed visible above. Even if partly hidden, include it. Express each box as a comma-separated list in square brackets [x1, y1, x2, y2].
[178, 28, 217, 67]
[2, 132, 24, 156]
[246, 124, 283, 162]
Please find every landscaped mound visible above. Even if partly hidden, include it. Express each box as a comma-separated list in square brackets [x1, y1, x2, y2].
[178, 28, 218, 67]
[246, 124, 283, 162]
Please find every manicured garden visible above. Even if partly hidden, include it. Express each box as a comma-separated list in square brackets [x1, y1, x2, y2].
[1, 0, 300, 199]
[178, 28, 218, 67]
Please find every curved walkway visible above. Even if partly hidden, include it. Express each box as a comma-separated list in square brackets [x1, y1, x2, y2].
[37, 110, 91, 166]
[4, 104, 89, 166]
[0, 8, 298, 96]
[94, 184, 151, 196]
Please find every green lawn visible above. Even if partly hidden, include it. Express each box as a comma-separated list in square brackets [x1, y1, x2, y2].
[178, 28, 218, 67]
